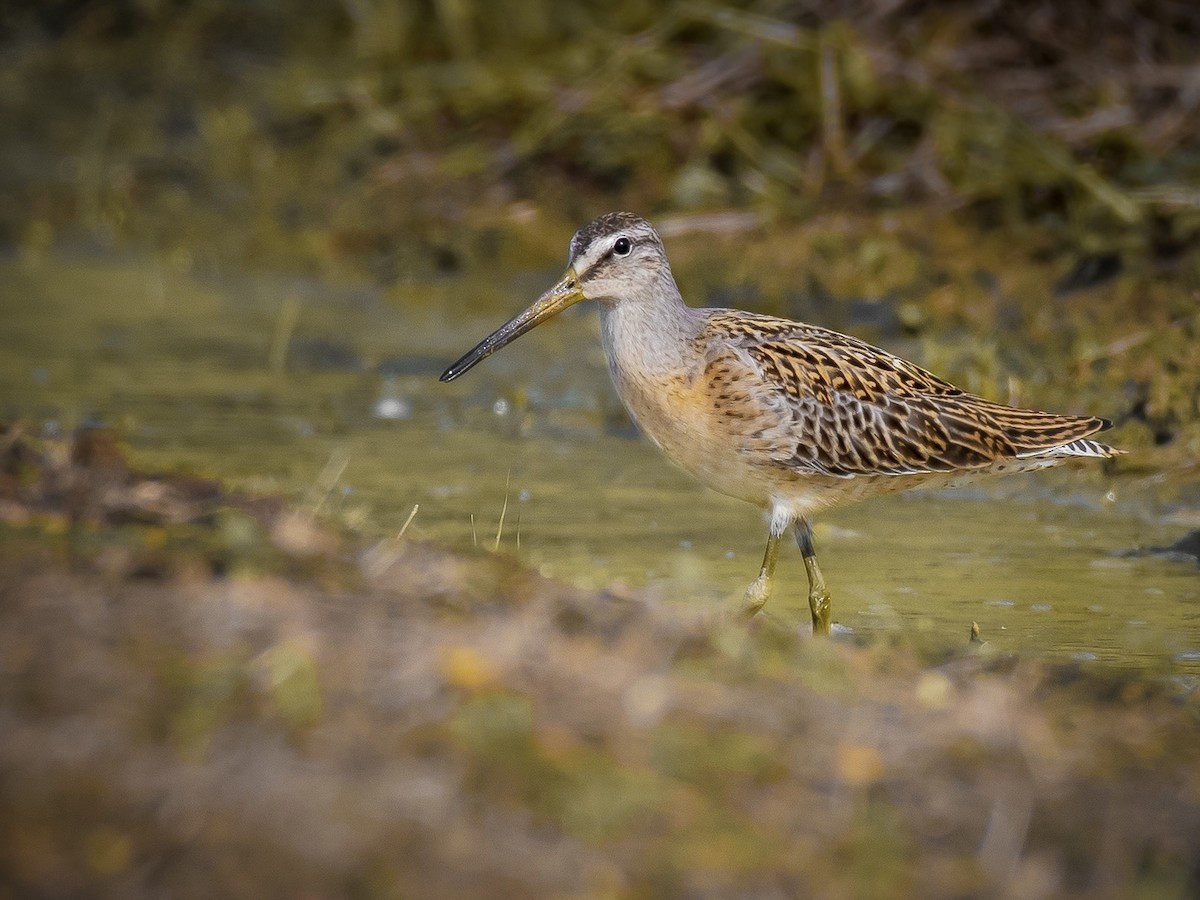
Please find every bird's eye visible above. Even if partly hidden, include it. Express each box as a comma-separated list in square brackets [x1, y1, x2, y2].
[613, 237, 632, 257]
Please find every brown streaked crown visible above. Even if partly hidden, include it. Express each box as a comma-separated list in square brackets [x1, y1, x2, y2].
[569, 212, 659, 263]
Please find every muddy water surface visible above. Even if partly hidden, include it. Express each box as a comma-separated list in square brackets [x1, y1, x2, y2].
[2, 254, 1196, 674]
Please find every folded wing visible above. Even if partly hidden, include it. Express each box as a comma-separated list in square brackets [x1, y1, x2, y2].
[698, 312, 1116, 478]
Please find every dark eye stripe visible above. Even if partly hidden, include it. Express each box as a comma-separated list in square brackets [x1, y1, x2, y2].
[579, 252, 621, 283]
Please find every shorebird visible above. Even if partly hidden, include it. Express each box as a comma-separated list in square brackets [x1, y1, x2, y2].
[440, 212, 1120, 635]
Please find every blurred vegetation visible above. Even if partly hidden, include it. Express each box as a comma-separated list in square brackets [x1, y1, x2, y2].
[2, 424, 1199, 897]
[0, 0, 1198, 455]
[4, 1, 1200, 254]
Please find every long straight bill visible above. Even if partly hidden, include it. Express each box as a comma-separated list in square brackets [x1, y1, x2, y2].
[439, 268, 583, 382]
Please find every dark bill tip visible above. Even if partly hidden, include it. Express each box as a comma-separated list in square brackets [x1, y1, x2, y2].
[439, 361, 468, 382]
[438, 325, 512, 383]
[436, 268, 582, 385]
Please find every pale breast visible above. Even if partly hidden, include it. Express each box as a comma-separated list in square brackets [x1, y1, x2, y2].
[607, 352, 789, 507]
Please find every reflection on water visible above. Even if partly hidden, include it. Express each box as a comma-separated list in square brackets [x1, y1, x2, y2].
[1, 255, 1196, 673]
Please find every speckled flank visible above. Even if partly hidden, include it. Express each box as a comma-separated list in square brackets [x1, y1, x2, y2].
[692, 308, 1115, 481]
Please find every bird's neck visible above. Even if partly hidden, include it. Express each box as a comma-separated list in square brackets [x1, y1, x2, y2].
[598, 273, 703, 382]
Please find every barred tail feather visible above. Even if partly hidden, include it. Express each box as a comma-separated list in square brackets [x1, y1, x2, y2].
[1016, 436, 1123, 460]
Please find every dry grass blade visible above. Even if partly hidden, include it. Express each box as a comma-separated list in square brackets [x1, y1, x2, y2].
[493, 470, 511, 552]
[269, 296, 302, 373]
[397, 503, 419, 540]
[303, 450, 349, 515]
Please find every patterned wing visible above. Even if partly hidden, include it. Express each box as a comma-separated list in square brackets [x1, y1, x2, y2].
[698, 311, 1111, 478]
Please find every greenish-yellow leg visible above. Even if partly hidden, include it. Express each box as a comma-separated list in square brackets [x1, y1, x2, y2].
[795, 518, 832, 636]
[741, 509, 789, 617]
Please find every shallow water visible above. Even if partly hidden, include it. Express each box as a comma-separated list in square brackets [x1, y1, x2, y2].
[2, 253, 1197, 673]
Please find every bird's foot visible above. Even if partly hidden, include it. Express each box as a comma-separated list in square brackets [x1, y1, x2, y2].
[808, 587, 832, 636]
[741, 574, 772, 618]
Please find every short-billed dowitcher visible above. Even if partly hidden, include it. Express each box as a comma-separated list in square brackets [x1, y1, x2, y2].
[441, 212, 1120, 635]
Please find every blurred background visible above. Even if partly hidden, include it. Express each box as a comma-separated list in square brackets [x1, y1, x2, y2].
[3, 2, 1200, 897]
[2, 0, 1199, 436]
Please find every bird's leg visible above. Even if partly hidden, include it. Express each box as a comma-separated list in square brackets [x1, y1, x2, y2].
[741, 506, 792, 617]
[795, 518, 832, 636]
